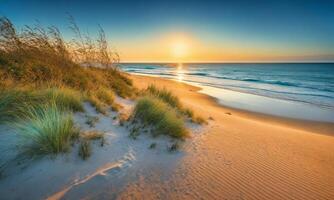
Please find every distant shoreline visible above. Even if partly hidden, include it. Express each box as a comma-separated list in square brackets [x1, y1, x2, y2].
[130, 73, 334, 136]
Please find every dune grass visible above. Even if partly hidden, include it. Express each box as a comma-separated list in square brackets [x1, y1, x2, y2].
[145, 85, 207, 124]
[132, 96, 188, 138]
[146, 84, 181, 109]
[0, 16, 134, 98]
[41, 87, 84, 112]
[95, 88, 115, 105]
[78, 140, 91, 160]
[0, 87, 85, 124]
[13, 103, 77, 156]
[0, 89, 37, 123]
[86, 95, 107, 115]
[85, 115, 99, 127]
[80, 130, 104, 140]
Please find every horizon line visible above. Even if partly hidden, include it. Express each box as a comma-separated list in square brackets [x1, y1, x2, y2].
[119, 61, 334, 64]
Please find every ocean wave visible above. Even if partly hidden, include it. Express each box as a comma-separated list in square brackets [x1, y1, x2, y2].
[241, 78, 299, 87]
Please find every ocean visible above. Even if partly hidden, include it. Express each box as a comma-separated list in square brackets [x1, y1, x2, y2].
[120, 63, 334, 122]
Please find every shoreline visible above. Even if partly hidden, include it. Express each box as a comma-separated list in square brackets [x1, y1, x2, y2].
[124, 73, 334, 199]
[129, 73, 334, 136]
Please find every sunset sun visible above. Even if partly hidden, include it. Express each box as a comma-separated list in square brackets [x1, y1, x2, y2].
[171, 41, 188, 59]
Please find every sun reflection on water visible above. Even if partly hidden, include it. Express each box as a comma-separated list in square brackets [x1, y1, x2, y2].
[176, 63, 184, 81]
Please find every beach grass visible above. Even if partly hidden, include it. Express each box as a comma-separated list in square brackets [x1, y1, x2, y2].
[80, 130, 104, 140]
[85, 115, 100, 127]
[13, 103, 77, 156]
[0, 89, 37, 123]
[86, 95, 107, 115]
[132, 96, 188, 138]
[78, 140, 91, 160]
[95, 88, 115, 105]
[145, 84, 206, 124]
[41, 87, 84, 112]
[146, 84, 182, 109]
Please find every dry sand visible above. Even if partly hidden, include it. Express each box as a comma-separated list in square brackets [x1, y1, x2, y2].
[1, 74, 333, 200]
[118, 74, 334, 200]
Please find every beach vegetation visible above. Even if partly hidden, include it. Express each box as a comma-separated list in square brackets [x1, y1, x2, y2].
[13, 103, 77, 157]
[78, 140, 91, 160]
[41, 87, 84, 112]
[132, 96, 188, 138]
[145, 85, 206, 125]
[80, 130, 104, 141]
[149, 142, 157, 149]
[85, 115, 99, 127]
[168, 142, 180, 152]
[86, 95, 107, 115]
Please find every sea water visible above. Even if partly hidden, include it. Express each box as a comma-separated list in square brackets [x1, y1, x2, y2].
[121, 63, 334, 122]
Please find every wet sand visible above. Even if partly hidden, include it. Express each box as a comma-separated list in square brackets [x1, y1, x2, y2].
[119, 74, 334, 199]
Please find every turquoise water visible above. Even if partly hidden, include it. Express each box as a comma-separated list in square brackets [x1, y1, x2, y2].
[121, 63, 334, 122]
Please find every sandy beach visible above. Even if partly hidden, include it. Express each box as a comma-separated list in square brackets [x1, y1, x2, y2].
[119, 74, 334, 199]
[0, 74, 334, 200]
[2, 2, 334, 199]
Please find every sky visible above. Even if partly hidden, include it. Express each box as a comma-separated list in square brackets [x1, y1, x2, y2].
[1, 0, 334, 62]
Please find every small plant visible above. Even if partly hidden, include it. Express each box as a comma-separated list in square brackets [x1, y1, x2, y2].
[119, 112, 129, 126]
[80, 130, 104, 140]
[78, 140, 91, 160]
[168, 142, 180, 152]
[129, 127, 140, 139]
[111, 102, 122, 112]
[100, 137, 106, 147]
[85, 115, 99, 127]
[191, 116, 207, 125]
[182, 108, 194, 118]
[149, 143, 157, 149]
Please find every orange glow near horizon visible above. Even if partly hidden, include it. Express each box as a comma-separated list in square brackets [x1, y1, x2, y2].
[115, 32, 333, 63]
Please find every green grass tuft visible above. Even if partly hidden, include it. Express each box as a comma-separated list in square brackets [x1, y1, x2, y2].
[41, 87, 84, 112]
[145, 85, 206, 125]
[146, 84, 181, 109]
[0, 89, 43, 123]
[133, 96, 188, 138]
[13, 103, 76, 156]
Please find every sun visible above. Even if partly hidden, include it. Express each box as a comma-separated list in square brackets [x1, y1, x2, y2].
[171, 41, 188, 58]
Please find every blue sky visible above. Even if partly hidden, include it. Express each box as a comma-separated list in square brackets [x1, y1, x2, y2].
[1, 0, 334, 62]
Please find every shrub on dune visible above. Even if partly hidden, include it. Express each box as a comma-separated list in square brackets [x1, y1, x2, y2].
[13, 103, 77, 156]
[133, 96, 188, 138]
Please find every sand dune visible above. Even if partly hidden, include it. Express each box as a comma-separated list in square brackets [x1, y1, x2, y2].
[119, 74, 334, 200]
